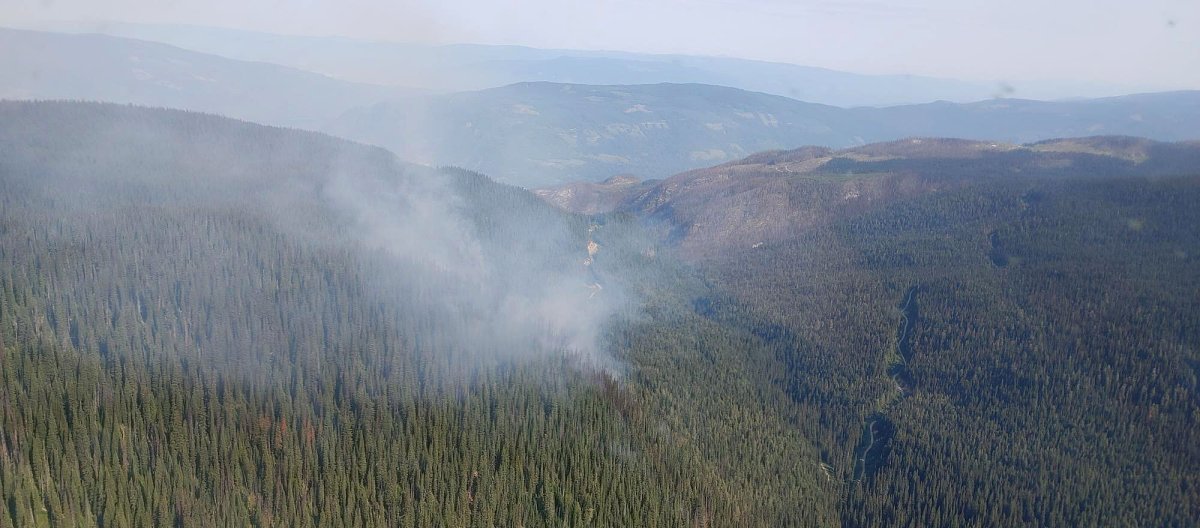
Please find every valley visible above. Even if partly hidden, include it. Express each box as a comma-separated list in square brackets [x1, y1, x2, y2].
[851, 286, 919, 483]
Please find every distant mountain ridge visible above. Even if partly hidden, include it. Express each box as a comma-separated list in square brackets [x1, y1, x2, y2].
[329, 83, 1200, 186]
[0, 27, 408, 128]
[326, 82, 860, 185]
[45, 21, 1013, 106]
[5, 27, 1197, 189]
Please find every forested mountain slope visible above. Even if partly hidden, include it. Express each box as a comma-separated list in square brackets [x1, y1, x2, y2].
[729, 171, 1200, 526]
[0, 101, 841, 526]
[548, 137, 1200, 525]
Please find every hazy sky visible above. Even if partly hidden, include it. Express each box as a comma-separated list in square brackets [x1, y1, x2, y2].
[4, 0, 1199, 88]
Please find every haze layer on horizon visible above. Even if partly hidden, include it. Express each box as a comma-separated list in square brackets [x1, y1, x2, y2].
[3, 0, 1198, 93]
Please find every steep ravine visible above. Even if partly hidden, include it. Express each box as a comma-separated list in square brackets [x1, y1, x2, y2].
[852, 286, 919, 482]
[584, 224, 603, 298]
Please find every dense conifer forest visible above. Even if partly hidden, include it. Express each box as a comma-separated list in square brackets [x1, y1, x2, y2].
[0, 101, 1197, 526]
[0, 102, 838, 526]
[702, 163, 1200, 526]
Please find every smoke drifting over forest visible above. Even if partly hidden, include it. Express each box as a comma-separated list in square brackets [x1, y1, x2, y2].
[0, 100, 634, 379]
[320, 153, 633, 373]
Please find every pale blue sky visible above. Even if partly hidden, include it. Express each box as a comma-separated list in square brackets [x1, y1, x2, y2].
[4, 0, 1198, 89]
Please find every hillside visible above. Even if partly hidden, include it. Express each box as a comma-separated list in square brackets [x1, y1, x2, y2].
[541, 136, 1200, 255]
[329, 83, 1200, 187]
[0, 101, 844, 526]
[0, 28, 407, 128]
[543, 137, 1200, 525]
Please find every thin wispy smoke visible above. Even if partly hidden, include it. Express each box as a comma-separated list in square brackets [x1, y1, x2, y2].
[14, 100, 634, 379]
[317, 150, 631, 373]
[325, 162, 489, 285]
